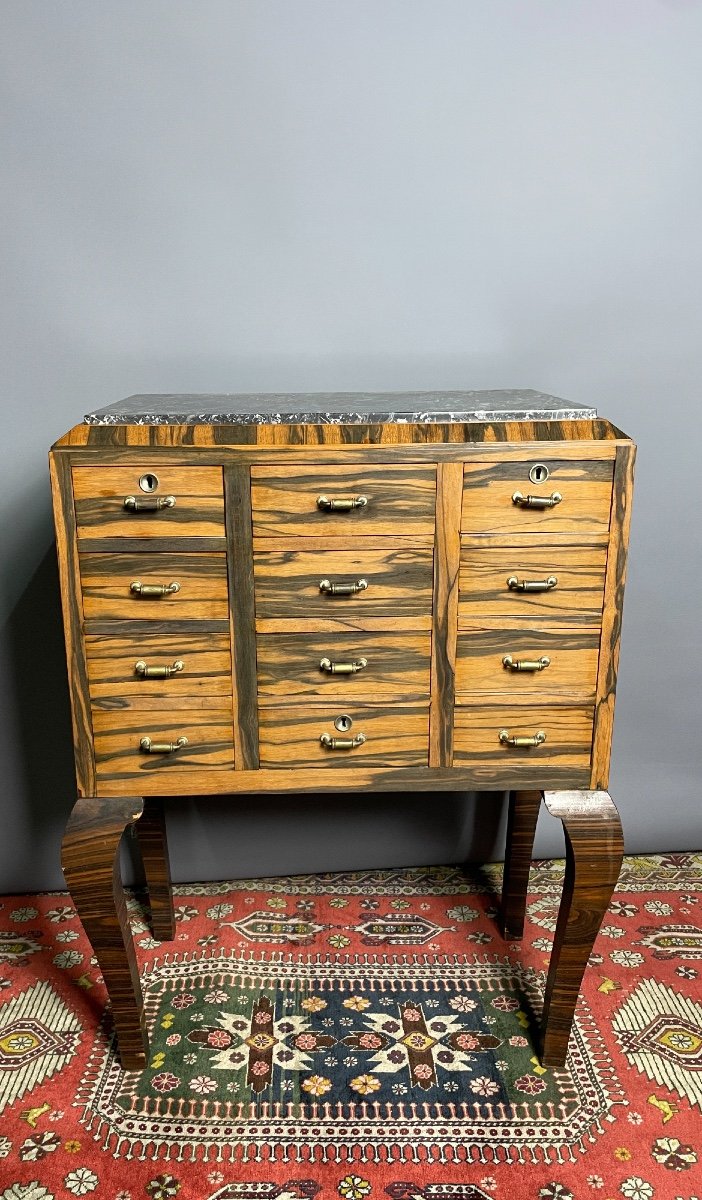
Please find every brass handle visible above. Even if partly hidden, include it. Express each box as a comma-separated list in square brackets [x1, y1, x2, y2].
[512, 491, 562, 509]
[130, 581, 180, 597]
[319, 657, 368, 675]
[319, 578, 368, 596]
[507, 575, 557, 593]
[139, 735, 188, 754]
[124, 495, 176, 512]
[135, 659, 185, 679]
[320, 732, 367, 749]
[502, 655, 551, 673]
[499, 729, 546, 748]
[316, 495, 368, 512]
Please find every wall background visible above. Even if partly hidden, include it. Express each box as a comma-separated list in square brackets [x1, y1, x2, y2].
[1, 0, 700, 893]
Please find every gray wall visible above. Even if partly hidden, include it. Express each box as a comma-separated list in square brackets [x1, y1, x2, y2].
[2, 1, 701, 893]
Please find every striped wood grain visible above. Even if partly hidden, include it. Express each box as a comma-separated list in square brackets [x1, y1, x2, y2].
[250, 464, 436, 536]
[85, 631, 231, 697]
[458, 540, 607, 625]
[455, 626, 600, 701]
[453, 705, 594, 783]
[49, 454, 96, 794]
[253, 547, 434, 620]
[73, 465, 224, 537]
[79, 552, 228, 620]
[225, 464, 260, 770]
[256, 632, 430, 696]
[429, 461, 463, 767]
[258, 701, 429, 769]
[590, 443, 636, 788]
[93, 705, 234, 780]
[462, 459, 614, 535]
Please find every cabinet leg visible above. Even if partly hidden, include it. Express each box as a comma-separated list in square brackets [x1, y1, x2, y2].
[61, 795, 148, 1071]
[540, 789, 624, 1068]
[501, 790, 542, 940]
[133, 797, 175, 941]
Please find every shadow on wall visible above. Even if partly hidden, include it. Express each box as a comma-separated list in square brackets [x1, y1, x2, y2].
[4, 529, 507, 889]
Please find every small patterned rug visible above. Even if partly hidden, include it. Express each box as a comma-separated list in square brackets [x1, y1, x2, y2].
[0, 854, 701, 1200]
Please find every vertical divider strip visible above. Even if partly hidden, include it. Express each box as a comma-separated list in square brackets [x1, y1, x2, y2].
[429, 460, 464, 767]
[224, 463, 260, 770]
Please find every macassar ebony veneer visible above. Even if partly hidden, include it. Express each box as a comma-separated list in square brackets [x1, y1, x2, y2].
[51, 390, 635, 1071]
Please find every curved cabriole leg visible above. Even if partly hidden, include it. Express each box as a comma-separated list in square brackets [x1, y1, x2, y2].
[540, 789, 624, 1068]
[133, 797, 175, 941]
[501, 790, 542, 940]
[61, 795, 148, 1070]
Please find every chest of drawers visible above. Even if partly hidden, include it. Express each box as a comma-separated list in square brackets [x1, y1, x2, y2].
[50, 390, 635, 1072]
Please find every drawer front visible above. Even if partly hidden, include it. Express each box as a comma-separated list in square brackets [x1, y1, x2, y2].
[257, 632, 430, 696]
[254, 548, 433, 621]
[73, 465, 224, 538]
[251, 465, 436, 536]
[458, 541, 607, 624]
[453, 705, 593, 775]
[258, 701, 429, 768]
[79, 553, 229, 620]
[93, 705, 234, 780]
[455, 627, 600, 701]
[85, 632, 232, 697]
[462, 459, 613, 535]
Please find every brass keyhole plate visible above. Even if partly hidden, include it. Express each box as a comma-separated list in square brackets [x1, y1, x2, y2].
[139, 473, 160, 493]
[334, 714, 353, 733]
[529, 463, 550, 484]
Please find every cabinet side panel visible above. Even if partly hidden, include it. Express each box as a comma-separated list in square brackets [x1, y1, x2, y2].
[590, 442, 636, 788]
[429, 461, 463, 766]
[49, 452, 96, 794]
[224, 464, 260, 769]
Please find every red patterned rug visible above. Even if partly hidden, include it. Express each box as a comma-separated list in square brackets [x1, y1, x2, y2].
[0, 854, 701, 1200]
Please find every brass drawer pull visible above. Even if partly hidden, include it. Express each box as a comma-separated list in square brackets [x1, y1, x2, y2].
[139, 735, 188, 754]
[319, 657, 368, 674]
[502, 655, 551, 673]
[512, 491, 562, 509]
[124, 495, 176, 512]
[316, 495, 368, 512]
[320, 732, 367, 750]
[130, 580, 180, 597]
[507, 575, 557, 593]
[319, 578, 368, 596]
[135, 659, 185, 679]
[499, 728, 546, 748]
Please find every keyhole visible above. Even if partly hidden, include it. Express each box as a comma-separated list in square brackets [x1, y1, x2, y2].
[334, 714, 353, 732]
[529, 463, 550, 484]
[139, 473, 160, 493]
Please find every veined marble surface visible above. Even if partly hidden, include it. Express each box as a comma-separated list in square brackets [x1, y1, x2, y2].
[84, 389, 596, 425]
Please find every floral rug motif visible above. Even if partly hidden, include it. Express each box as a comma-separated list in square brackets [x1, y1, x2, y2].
[0, 853, 700, 1200]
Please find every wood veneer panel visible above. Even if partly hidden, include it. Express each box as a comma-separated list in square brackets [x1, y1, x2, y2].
[256, 632, 430, 696]
[453, 705, 594, 779]
[455, 626, 600, 702]
[254, 547, 433, 620]
[458, 541, 607, 625]
[93, 705, 234, 780]
[225, 465, 259, 770]
[79, 552, 228, 620]
[73, 465, 224, 538]
[258, 701, 429, 769]
[49, 453, 96, 795]
[429, 461, 463, 767]
[462, 459, 614, 535]
[85, 631, 231, 697]
[590, 443, 636, 788]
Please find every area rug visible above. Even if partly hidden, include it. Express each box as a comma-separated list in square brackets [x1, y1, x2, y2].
[0, 854, 701, 1200]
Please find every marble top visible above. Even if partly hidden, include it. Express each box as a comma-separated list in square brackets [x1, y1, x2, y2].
[84, 389, 596, 426]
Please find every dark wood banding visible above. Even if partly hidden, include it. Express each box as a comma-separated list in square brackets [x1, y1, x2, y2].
[133, 797, 175, 942]
[78, 537, 227, 554]
[429, 462, 463, 767]
[501, 790, 543, 940]
[225, 465, 260, 770]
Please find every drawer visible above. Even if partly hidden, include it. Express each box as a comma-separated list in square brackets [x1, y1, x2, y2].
[256, 632, 431, 696]
[455, 627, 600, 701]
[79, 552, 229, 620]
[453, 705, 593, 778]
[93, 704, 234, 780]
[258, 701, 429, 768]
[250, 465, 436, 537]
[458, 540, 607, 625]
[85, 632, 232, 698]
[254, 548, 433, 623]
[73, 465, 224, 538]
[462, 459, 613, 535]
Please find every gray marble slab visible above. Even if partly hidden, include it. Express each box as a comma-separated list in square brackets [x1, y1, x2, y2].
[84, 389, 596, 425]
